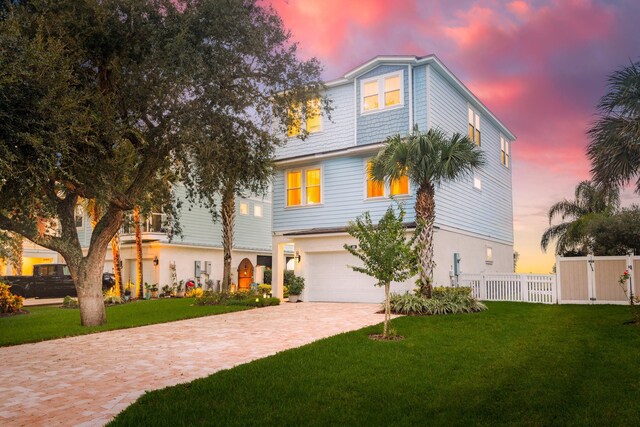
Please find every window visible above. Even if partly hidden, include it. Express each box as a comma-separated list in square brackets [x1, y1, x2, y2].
[384, 75, 401, 107]
[365, 160, 409, 198]
[501, 136, 510, 168]
[254, 204, 263, 217]
[287, 99, 322, 137]
[75, 206, 84, 228]
[306, 169, 321, 204]
[366, 162, 384, 198]
[286, 171, 302, 206]
[239, 202, 249, 215]
[363, 81, 379, 112]
[485, 246, 493, 264]
[361, 71, 403, 113]
[390, 176, 410, 196]
[468, 107, 481, 145]
[473, 176, 482, 190]
[285, 167, 322, 207]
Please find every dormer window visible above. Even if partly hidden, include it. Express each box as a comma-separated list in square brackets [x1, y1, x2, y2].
[361, 71, 403, 113]
[287, 99, 322, 137]
[468, 107, 481, 146]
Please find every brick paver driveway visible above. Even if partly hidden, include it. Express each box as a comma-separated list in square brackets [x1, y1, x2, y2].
[0, 303, 382, 426]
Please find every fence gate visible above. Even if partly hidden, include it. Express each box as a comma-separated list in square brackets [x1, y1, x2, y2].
[556, 255, 633, 305]
[458, 273, 557, 304]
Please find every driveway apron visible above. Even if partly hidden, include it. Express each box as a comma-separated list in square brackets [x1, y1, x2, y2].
[0, 302, 383, 426]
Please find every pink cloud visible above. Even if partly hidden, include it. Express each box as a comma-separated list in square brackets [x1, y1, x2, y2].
[508, 1, 531, 16]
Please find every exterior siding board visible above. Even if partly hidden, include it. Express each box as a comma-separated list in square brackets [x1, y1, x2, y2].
[413, 65, 428, 131]
[275, 83, 354, 160]
[174, 186, 272, 251]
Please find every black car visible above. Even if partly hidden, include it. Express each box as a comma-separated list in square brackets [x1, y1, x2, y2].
[3, 264, 115, 298]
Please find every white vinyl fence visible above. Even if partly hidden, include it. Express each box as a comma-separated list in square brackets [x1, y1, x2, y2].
[458, 273, 557, 304]
[459, 255, 637, 305]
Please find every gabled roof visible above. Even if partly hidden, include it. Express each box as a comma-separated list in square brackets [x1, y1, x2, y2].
[325, 55, 516, 141]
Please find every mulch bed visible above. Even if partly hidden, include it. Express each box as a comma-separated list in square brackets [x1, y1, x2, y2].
[0, 309, 30, 317]
[368, 333, 404, 341]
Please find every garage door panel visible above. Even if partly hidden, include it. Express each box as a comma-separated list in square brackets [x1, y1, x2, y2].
[306, 252, 413, 303]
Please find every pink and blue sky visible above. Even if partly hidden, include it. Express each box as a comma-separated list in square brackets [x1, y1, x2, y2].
[270, 0, 640, 273]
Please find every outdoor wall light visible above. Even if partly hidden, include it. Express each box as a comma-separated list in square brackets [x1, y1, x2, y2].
[153, 256, 159, 266]
[294, 251, 301, 263]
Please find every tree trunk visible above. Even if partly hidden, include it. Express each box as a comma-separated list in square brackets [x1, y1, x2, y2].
[383, 282, 390, 338]
[414, 182, 436, 298]
[134, 208, 143, 299]
[73, 260, 107, 326]
[13, 236, 23, 276]
[221, 185, 235, 292]
[110, 232, 123, 296]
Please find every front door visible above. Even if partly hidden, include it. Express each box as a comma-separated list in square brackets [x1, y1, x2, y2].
[237, 258, 254, 291]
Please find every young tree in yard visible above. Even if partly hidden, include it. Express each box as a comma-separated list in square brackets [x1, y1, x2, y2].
[344, 206, 417, 339]
[370, 128, 484, 298]
[587, 60, 640, 192]
[0, 0, 325, 326]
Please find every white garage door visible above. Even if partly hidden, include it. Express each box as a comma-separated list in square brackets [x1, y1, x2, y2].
[305, 251, 413, 303]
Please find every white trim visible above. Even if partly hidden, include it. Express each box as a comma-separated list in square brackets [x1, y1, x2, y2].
[359, 70, 404, 115]
[284, 164, 324, 209]
[275, 143, 384, 167]
[426, 64, 432, 129]
[408, 64, 413, 130]
[353, 79, 357, 145]
[275, 223, 514, 246]
[253, 204, 263, 218]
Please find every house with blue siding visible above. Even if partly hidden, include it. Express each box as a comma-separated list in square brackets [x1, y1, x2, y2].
[6, 187, 273, 290]
[270, 55, 516, 303]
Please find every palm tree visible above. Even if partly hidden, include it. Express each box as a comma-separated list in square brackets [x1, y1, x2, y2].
[541, 181, 619, 255]
[133, 207, 143, 299]
[587, 60, 640, 192]
[371, 128, 484, 298]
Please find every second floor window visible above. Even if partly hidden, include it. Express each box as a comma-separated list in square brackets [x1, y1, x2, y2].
[239, 203, 249, 215]
[287, 99, 322, 137]
[286, 167, 322, 207]
[361, 71, 403, 113]
[468, 107, 481, 146]
[365, 161, 409, 198]
[501, 136, 510, 168]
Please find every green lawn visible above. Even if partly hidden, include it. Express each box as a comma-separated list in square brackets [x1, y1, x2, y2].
[110, 303, 640, 427]
[0, 298, 249, 347]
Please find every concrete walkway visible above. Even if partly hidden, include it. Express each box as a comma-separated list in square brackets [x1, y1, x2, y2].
[0, 302, 383, 426]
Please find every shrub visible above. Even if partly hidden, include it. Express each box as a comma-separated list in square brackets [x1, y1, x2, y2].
[104, 295, 124, 305]
[283, 270, 296, 287]
[390, 287, 486, 316]
[194, 291, 280, 308]
[432, 286, 472, 299]
[258, 284, 272, 295]
[287, 276, 305, 295]
[62, 295, 79, 309]
[194, 291, 229, 306]
[0, 282, 24, 314]
[263, 269, 272, 285]
[186, 288, 204, 298]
